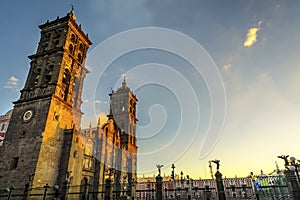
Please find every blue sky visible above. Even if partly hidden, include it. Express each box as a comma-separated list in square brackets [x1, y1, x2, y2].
[1, 1, 300, 178]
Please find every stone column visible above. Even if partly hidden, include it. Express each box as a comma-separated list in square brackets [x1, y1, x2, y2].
[156, 175, 163, 200]
[215, 171, 226, 200]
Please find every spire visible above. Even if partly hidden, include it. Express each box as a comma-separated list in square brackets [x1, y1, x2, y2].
[122, 74, 128, 89]
[97, 116, 101, 127]
[69, 5, 76, 21]
[107, 103, 114, 119]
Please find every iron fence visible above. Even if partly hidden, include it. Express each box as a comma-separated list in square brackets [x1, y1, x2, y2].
[0, 175, 295, 199]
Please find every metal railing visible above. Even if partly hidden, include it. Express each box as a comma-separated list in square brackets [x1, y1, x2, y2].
[0, 175, 294, 200]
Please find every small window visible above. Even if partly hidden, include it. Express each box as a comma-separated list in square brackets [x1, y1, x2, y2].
[79, 43, 84, 51]
[1, 124, 5, 131]
[34, 75, 40, 85]
[69, 44, 74, 54]
[71, 34, 76, 42]
[77, 53, 82, 62]
[11, 157, 19, 169]
[33, 67, 41, 74]
[43, 43, 49, 50]
[62, 69, 71, 84]
[44, 65, 54, 83]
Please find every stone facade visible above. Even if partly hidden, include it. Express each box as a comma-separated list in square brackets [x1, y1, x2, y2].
[0, 9, 138, 198]
[0, 9, 91, 189]
[80, 79, 138, 189]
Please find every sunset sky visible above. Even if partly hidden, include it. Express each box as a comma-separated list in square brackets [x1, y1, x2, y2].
[1, 1, 300, 179]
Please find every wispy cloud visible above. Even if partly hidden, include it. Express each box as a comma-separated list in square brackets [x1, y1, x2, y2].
[82, 99, 90, 104]
[243, 21, 262, 47]
[82, 99, 108, 105]
[243, 27, 259, 47]
[95, 99, 108, 104]
[223, 64, 231, 71]
[4, 76, 19, 89]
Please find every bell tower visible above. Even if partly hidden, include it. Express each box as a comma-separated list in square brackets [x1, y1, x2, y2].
[0, 9, 92, 188]
[109, 77, 138, 182]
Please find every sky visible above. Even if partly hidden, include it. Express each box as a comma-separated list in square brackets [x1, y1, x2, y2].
[1, 0, 300, 179]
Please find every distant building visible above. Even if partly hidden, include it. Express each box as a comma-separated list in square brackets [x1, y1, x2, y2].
[136, 175, 254, 199]
[0, 109, 12, 146]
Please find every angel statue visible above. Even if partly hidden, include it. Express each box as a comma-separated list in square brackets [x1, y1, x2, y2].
[156, 164, 164, 176]
[277, 155, 289, 169]
[212, 159, 220, 171]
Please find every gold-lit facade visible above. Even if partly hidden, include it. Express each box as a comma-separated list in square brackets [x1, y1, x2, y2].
[0, 9, 138, 197]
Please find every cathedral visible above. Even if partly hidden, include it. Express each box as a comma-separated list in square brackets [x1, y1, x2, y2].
[0, 9, 138, 197]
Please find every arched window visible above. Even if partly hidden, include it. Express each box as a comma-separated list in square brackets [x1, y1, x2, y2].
[45, 65, 54, 83]
[33, 67, 41, 74]
[62, 69, 71, 85]
[77, 53, 82, 62]
[69, 44, 74, 54]
[32, 66, 41, 86]
[79, 43, 84, 51]
[34, 75, 40, 85]
[70, 34, 76, 42]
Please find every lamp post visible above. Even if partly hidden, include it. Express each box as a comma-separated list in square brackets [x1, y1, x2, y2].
[180, 171, 184, 186]
[170, 164, 176, 198]
[171, 164, 175, 180]
[54, 185, 59, 199]
[278, 155, 300, 199]
[289, 157, 300, 185]
[186, 175, 191, 200]
[5, 186, 13, 200]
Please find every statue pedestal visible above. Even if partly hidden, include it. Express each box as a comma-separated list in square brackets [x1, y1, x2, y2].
[215, 171, 226, 200]
[156, 175, 163, 200]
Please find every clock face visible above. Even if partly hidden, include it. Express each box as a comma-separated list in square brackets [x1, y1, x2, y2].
[23, 110, 33, 122]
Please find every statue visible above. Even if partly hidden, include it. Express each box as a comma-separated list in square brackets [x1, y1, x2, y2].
[156, 164, 164, 176]
[278, 155, 289, 169]
[212, 159, 220, 171]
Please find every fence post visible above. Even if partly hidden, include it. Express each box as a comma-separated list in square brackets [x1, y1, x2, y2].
[105, 179, 112, 200]
[43, 183, 50, 200]
[23, 183, 30, 200]
[204, 185, 211, 199]
[215, 171, 226, 200]
[156, 174, 163, 200]
[6, 187, 13, 200]
[61, 181, 69, 200]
